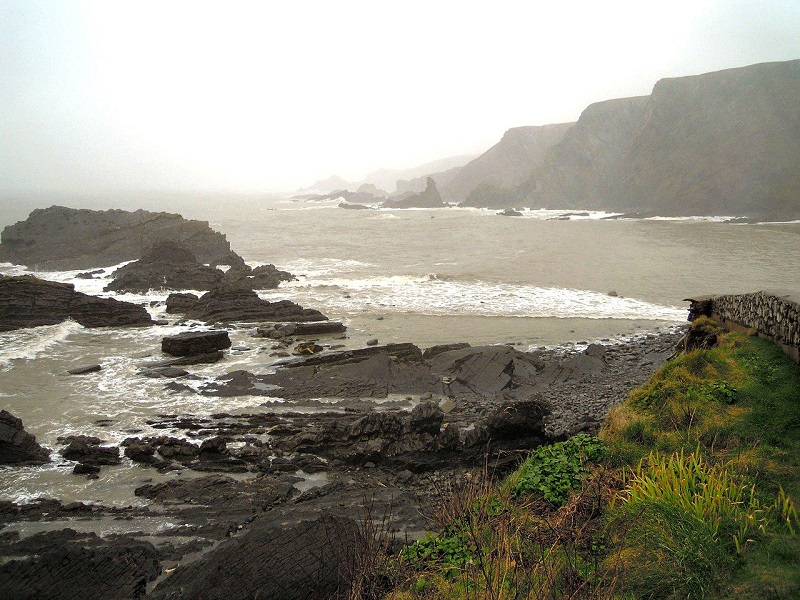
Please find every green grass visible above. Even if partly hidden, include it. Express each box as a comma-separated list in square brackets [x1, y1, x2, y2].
[383, 324, 800, 599]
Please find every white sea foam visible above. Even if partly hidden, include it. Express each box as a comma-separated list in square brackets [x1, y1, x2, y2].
[259, 275, 686, 321]
[0, 320, 84, 369]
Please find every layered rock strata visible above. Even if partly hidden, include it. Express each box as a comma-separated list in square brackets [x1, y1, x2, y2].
[0, 275, 153, 331]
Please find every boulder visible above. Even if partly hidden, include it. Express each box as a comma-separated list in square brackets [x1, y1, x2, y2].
[165, 292, 200, 313]
[0, 275, 154, 332]
[409, 401, 444, 435]
[59, 435, 121, 474]
[66, 364, 102, 375]
[0, 410, 50, 466]
[162, 330, 232, 357]
[225, 264, 296, 290]
[497, 208, 523, 217]
[484, 398, 549, 441]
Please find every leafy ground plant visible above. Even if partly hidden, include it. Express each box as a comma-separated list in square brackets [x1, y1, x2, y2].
[510, 433, 609, 506]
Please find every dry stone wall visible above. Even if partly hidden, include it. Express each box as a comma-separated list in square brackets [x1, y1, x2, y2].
[686, 291, 800, 363]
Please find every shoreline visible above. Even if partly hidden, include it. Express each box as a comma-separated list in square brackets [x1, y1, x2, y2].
[0, 325, 687, 597]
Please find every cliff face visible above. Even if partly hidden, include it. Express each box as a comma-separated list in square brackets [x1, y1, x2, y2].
[465, 59, 800, 219]
[0, 206, 242, 270]
[611, 60, 800, 218]
[524, 97, 649, 210]
[452, 123, 573, 206]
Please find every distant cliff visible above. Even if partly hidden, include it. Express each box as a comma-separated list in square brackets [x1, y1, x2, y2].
[0, 206, 243, 270]
[464, 59, 800, 219]
[451, 123, 574, 206]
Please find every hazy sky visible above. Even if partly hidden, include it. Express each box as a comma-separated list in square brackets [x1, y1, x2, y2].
[2, 0, 799, 194]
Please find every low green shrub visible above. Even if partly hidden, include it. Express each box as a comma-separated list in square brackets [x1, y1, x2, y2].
[511, 433, 609, 506]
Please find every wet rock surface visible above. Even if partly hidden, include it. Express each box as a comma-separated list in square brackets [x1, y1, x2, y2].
[0, 529, 161, 600]
[0, 205, 242, 271]
[0, 275, 154, 331]
[165, 286, 328, 324]
[0, 410, 50, 466]
[0, 327, 686, 599]
[104, 241, 228, 293]
[161, 330, 232, 357]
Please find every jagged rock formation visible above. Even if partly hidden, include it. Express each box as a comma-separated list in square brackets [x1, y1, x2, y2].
[104, 241, 227, 293]
[103, 241, 294, 293]
[463, 59, 800, 219]
[0, 206, 244, 270]
[382, 177, 445, 208]
[165, 286, 328, 324]
[0, 275, 154, 331]
[0, 410, 50, 466]
[451, 123, 574, 206]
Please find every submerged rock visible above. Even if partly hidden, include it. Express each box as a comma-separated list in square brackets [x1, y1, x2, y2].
[0, 275, 153, 332]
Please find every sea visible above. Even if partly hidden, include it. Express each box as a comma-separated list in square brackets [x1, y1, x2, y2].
[1, 194, 799, 507]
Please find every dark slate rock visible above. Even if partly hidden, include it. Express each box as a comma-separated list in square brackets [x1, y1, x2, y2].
[104, 241, 227, 293]
[0, 528, 160, 600]
[0, 275, 154, 332]
[162, 330, 232, 357]
[0, 205, 242, 270]
[66, 364, 102, 375]
[148, 514, 358, 600]
[166, 286, 327, 324]
[0, 410, 50, 466]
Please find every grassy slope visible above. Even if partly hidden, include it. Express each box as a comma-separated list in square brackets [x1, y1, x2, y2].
[384, 321, 800, 599]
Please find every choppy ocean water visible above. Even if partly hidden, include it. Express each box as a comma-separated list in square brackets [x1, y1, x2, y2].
[1, 196, 799, 504]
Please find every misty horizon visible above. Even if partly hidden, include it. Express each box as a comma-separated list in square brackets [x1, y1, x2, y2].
[3, 1, 800, 197]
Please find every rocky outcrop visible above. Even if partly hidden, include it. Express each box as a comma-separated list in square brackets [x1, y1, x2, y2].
[103, 241, 294, 293]
[0, 206, 244, 270]
[224, 263, 296, 290]
[451, 123, 573, 206]
[162, 330, 232, 357]
[382, 177, 445, 208]
[104, 241, 227, 293]
[165, 286, 327, 324]
[0, 410, 50, 466]
[0, 275, 154, 331]
[59, 435, 121, 475]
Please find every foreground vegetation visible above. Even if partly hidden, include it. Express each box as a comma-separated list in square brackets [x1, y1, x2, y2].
[364, 320, 800, 599]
